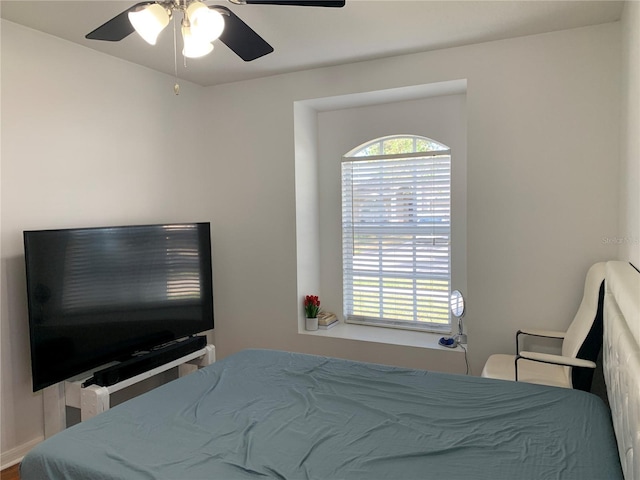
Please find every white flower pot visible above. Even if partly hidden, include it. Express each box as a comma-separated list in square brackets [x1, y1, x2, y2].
[305, 317, 318, 331]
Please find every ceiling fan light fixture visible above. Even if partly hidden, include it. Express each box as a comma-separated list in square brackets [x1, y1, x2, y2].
[185, 2, 225, 42]
[182, 25, 214, 58]
[128, 4, 170, 45]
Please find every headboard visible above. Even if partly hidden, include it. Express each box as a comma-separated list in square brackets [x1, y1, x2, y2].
[603, 261, 640, 480]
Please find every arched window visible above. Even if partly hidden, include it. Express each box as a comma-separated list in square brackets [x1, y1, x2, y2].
[341, 135, 451, 332]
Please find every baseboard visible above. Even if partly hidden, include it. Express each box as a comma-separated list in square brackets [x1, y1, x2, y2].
[1, 436, 43, 469]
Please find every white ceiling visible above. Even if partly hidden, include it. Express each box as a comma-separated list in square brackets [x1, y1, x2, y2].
[0, 0, 624, 87]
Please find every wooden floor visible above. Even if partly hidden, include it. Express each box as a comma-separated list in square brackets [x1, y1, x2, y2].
[0, 464, 20, 480]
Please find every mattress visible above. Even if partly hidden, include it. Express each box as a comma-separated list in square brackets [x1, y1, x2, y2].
[21, 349, 623, 480]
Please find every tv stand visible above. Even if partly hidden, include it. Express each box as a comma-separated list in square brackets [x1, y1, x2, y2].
[43, 343, 215, 438]
[92, 336, 208, 387]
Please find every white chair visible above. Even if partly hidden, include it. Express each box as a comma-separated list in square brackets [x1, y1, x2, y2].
[481, 262, 606, 391]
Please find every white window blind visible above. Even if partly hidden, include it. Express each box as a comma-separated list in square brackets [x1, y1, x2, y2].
[341, 148, 451, 332]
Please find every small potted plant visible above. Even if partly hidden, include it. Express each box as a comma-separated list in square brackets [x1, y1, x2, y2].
[304, 295, 320, 331]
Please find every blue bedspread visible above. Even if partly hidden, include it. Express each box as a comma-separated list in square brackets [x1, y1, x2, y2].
[21, 349, 623, 479]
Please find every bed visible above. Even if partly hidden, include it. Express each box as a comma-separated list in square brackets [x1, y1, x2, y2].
[20, 261, 638, 480]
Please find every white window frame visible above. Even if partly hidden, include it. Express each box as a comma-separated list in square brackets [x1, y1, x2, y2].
[341, 135, 452, 333]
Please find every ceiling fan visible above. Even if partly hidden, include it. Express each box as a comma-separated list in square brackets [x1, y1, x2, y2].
[86, 0, 346, 61]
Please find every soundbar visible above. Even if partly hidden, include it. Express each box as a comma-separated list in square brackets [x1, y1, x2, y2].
[92, 336, 207, 387]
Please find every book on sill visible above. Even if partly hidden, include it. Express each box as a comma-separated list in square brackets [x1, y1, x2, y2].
[317, 312, 337, 326]
[318, 319, 339, 330]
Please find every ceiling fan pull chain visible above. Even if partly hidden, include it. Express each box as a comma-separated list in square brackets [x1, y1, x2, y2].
[173, 14, 180, 95]
[181, 11, 189, 70]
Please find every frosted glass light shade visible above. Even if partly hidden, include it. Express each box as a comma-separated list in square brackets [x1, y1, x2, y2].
[186, 2, 225, 42]
[128, 4, 170, 45]
[182, 26, 214, 58]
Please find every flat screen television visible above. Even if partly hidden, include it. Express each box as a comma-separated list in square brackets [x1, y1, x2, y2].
[24, 222, 214, 392]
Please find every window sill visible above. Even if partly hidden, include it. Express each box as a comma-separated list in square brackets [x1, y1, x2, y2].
[298, 321, 466, 353]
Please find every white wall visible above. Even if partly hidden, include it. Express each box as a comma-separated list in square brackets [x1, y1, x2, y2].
[0, 18, 624, 462]
[203, 22, 620, 375]
[619, 1, 640, 265]
[294, 102, 321, 318]
[0, 20, 210, 460]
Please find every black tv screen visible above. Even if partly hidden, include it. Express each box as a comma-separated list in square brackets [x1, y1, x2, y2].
[24, 222, 214, 392]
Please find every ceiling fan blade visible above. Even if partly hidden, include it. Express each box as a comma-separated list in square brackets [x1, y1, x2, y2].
[244, 0, 345, 6]
[86, 2, 154, 41]
[216, 6, 274, 61]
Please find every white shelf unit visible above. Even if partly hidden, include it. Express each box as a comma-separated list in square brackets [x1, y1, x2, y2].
[43, 344, 216, 438]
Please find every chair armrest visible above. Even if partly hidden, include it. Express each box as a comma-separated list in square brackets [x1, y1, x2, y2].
[517, 351, 597, 369]
[516, 328, 566, 354]
[517, 328, 566, 339]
